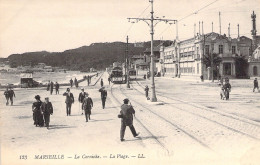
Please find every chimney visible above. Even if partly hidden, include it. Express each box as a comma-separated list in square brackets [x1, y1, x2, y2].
[238, 24, 240, 39]
[202, 21, 204, 35]
[212, 22, 213, 33]
[199, 21, 201, 35]
[194, 23, 196, 37]
[219, 12, 221, 35]
[228, 23, 230, 38]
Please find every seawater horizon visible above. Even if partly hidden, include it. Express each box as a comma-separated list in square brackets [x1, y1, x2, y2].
[0, 71, 96, 85]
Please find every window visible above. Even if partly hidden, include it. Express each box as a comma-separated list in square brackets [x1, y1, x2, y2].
[232, 46, 236, 54]
[205, 45, 210, 55]
[219, 45, 223, 54]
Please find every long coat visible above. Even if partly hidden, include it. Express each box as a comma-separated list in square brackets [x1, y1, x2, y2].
[41, 102, 53, 115]
[63, 92, 74, 104]
[78, 92, 87, 103]
[83, 97, 93, 114]
[99, 89, 107, 99]
[32, 100, 44, 126]
[120, 104, 135, 126]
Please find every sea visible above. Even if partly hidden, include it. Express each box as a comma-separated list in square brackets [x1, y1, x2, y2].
[0, 71, 94, 86]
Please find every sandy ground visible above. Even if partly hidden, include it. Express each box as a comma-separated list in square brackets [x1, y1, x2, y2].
[1, 73, 260, 165]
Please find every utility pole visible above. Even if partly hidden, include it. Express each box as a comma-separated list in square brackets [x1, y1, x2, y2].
[219, 12, 221, 35]
[128, 0, 177, 102]
[126, 36, 130, 88]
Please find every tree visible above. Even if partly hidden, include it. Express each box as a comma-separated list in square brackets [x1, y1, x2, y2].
[202, 53, 222, 81]
[234, 55, 249, 78]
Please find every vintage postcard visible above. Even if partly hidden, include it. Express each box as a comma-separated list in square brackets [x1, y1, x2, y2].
[1, 0, 260, 165]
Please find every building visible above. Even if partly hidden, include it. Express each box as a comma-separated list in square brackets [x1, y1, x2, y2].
[160, 16, 256, 80]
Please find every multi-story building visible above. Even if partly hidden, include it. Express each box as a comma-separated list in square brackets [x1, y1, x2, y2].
[160, 32, 252, 80]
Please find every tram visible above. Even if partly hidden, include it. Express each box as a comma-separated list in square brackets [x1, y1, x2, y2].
[128, 68, 137, 80]
[110, 67, 125, 84]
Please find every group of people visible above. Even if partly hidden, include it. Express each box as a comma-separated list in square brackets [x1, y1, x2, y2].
[70, 78, 78, 88]
[32, 95, 53, 129]
[4, 87, 15, 105]
[47, 81, 59, 95]
[219, 78, 232, 100]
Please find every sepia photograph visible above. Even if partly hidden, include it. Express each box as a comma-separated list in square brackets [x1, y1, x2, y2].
[0, 0, 260, 164]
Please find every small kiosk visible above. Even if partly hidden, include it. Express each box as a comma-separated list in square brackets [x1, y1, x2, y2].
[20, 72, 34, 88]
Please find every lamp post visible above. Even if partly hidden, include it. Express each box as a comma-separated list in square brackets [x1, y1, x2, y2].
[128, 0, 177, 102]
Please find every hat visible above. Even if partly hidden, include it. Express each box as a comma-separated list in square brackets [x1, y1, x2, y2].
[85, 92, 89, 96]
[81, 88, 84, 90]
[45, 97, 49, 100]
[123, 98, 129, 102]
[35, 95, 40, 100]
[67, 88, 70, 91]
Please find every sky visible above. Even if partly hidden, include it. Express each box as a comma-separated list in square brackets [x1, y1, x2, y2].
[0, 0, 260, 57]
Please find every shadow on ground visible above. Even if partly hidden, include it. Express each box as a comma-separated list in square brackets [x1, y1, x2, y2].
[48, 125, 76, 130]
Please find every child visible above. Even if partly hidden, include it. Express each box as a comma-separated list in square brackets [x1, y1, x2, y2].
[219, 83, 225, 100]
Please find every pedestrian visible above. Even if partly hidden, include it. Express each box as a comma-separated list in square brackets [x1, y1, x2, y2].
[200, 75, 204, 82]
[78, 88, 87, 115]
[41, 97, 53, 129]
[55, 82, 59, 94]
[82, 93, 93, 122]
[144, 85, 149, 100]
[147, 72, 150, 79]
[47, 81, 50, 91]
[70, 79, 73, 88]
[118, 98, 139, 142]
[50, 81, 54, 95]
[32, 95, 44, 127]
[253, 78, 259, 92]
[8, 87, 16, 105]
[223, 78, 231, 100]
[100, 78, 104, 87]
[219, 83, 225, 100]
[74, 78, 78, 88]
[143, 74, 146, 79]
[87, 75, 90, 86]
[99, 87, 107, 109]
[63, 88, 74, 116]
[108, 77, 111, 85]
[4, 88, 10, 106]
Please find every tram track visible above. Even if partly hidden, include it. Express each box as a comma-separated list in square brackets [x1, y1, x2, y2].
[135, 80, 260, 127]
[132, 80, 260, 141]
[109, 83, 170, 154]
[116, 84, 213, 152]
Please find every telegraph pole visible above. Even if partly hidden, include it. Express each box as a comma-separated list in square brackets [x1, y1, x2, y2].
[128, 0, 177, 102]
[126, 36, 130, 88]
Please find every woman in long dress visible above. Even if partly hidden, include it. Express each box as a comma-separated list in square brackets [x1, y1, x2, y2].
[32, 95, 44, 127]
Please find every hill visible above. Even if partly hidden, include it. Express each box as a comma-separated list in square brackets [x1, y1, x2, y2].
[7, 40, 172, 71]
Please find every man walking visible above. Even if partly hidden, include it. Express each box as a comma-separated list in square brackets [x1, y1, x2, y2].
[99, 87, 107, 109]
[41, 97, 53, 129]
[108, 77, 111, 85]
[55, 82, 59, 94]
[87, 75, 90, 86]
[223, 78, 231, 100]
[4, 88, 9, 105]
[253, 78, 259, 92]
[70, 79, 73, 87]
[47, 81, 50, 91]
[144, 85, 149, 100]
[74, 78, 78, 88]
[50, 81, 54, 95]
[82, 93, 93, 122]
[100, 78, 104, 87]
[78, 88, 87, 115]
[8, 87, 15, 105]
[118, 98, 139, 142]
[63, 88, 74, 116]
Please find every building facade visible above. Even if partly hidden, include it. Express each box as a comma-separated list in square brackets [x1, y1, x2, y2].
[160, 32, 252, 79]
